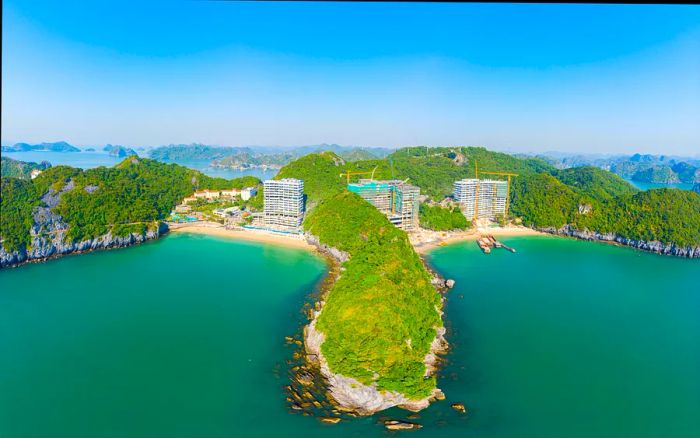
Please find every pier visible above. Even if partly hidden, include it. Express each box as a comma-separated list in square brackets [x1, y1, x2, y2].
[477, 234, 516, 254]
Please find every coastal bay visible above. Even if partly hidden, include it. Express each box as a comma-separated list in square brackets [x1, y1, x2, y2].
[2, 231, 698, 436]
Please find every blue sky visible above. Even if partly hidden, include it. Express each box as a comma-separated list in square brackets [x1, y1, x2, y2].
[2, 1, 699, 154]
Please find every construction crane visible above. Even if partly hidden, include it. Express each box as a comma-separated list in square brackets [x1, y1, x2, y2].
[390, 178, 411, 214]
[478, 170, 518, 219]
[470, 160, 519, 221]
[340, 166, 378, 184]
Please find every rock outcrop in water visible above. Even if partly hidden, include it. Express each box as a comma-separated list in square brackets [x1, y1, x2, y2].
[302, 233, 448, 416]
[0, 180, 168, 268]
[539, 225, 700, 258]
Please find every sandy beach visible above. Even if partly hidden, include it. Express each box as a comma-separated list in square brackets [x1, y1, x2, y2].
[168, 221, 545, 255]
[168, 223, 316, 251]
[411, 226, 546, 254]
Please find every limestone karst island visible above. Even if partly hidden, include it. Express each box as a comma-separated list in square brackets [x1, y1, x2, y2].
[1, 2, 699, 437]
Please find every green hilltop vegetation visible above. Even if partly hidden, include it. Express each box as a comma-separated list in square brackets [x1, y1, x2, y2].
[387, 146, 554, 199]
[1, 156, 52, 180]
[0, 158, 261, 253]
[553, 166, 638, 202]
[419, 204, 470, 231]
[275, 152, 350, 207]
[304, 191, 442, 398]
[510, 171, 700, 247]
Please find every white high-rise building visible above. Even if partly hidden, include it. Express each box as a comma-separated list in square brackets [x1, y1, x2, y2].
[454, 178, 508, 220]
[263, 179, 304, 229]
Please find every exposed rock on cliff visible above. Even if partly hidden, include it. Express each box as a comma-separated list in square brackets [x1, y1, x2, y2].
[539, 225, 700, 258]
[1, 221, 168, 268]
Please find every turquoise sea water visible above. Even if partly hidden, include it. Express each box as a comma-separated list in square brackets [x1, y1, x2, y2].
[426, 236, 700, 437]
[623, 177, 694, 191]
[1, 234, 698, 437]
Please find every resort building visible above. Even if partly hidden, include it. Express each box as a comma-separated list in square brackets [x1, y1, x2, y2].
[214, 206, 241, 218]
[30, 169, 43, 179]
[194, 189, 221, 200]
[453, 178, 508, 220]
[220, 189, 241, 198]
[263, 179, 305, 230]
[241, 187, 258, 201]
[347, 179, 420, 230]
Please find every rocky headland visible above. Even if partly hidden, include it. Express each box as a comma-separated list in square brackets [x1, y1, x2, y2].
[0, 180, 168, 268]
[539, 225, 700, 258]
[300, 232, 450, 416]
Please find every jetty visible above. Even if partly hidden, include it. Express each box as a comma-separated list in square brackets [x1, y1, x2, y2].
[477, 234, 516, 254]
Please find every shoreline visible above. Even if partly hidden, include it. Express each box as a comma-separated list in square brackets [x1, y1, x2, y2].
[167, 222, 316, 251]
[411, 226, 547, 254]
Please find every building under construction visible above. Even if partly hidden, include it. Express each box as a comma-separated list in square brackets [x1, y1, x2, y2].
[347, 179, 420, 230]
[454, 178, 508, 220]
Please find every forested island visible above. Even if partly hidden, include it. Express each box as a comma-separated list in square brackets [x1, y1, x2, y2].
[2, 141, 80, 153]
[0, 157, 260, 267]
[527, 152, 700, 184]
[103, 144, 138, 157]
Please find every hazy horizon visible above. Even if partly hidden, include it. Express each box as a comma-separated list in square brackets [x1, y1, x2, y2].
[2, 2, 699, 155]
[5, 141, 700, 160]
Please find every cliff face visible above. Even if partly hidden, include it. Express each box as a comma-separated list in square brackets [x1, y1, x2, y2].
[1, 187, 168, 269]
[0, 222, 168, 268]
[1, 178, 170, 268]
[539, 225, 700, 258]
[303, 233, 447, 416]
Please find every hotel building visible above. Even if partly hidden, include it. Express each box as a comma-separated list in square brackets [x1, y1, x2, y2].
[263, 179, 305, 229]
[454, 178, 508, 220]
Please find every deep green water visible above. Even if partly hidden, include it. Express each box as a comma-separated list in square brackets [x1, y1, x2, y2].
[1, 234, 698, 437]
[426, 236, 700, 437]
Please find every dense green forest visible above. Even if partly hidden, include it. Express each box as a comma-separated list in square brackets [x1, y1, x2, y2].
[0, 158, 261, 253]
[304, 191, 442, 398]
[419, 204, 470, 231]
[274, 152, 349, 206]
[510, 171, 700, 247]
[1, 157, 51, 179]
[553, 166, 638, 202]
[387, 146, 554, 199]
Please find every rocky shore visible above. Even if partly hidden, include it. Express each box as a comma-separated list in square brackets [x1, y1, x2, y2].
[301, 232, 450, 416]
[539, 225, 700, 258]
[1, 179, 170, 269]
[0, 222, 168, 268]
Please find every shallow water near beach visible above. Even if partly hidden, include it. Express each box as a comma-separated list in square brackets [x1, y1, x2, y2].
[1, 234, 698, 437]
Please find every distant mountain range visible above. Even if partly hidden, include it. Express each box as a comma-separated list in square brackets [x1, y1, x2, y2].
[2, 141, 80, 153]
[148, 143, 394, 167]
[518, 152, 700, 184]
